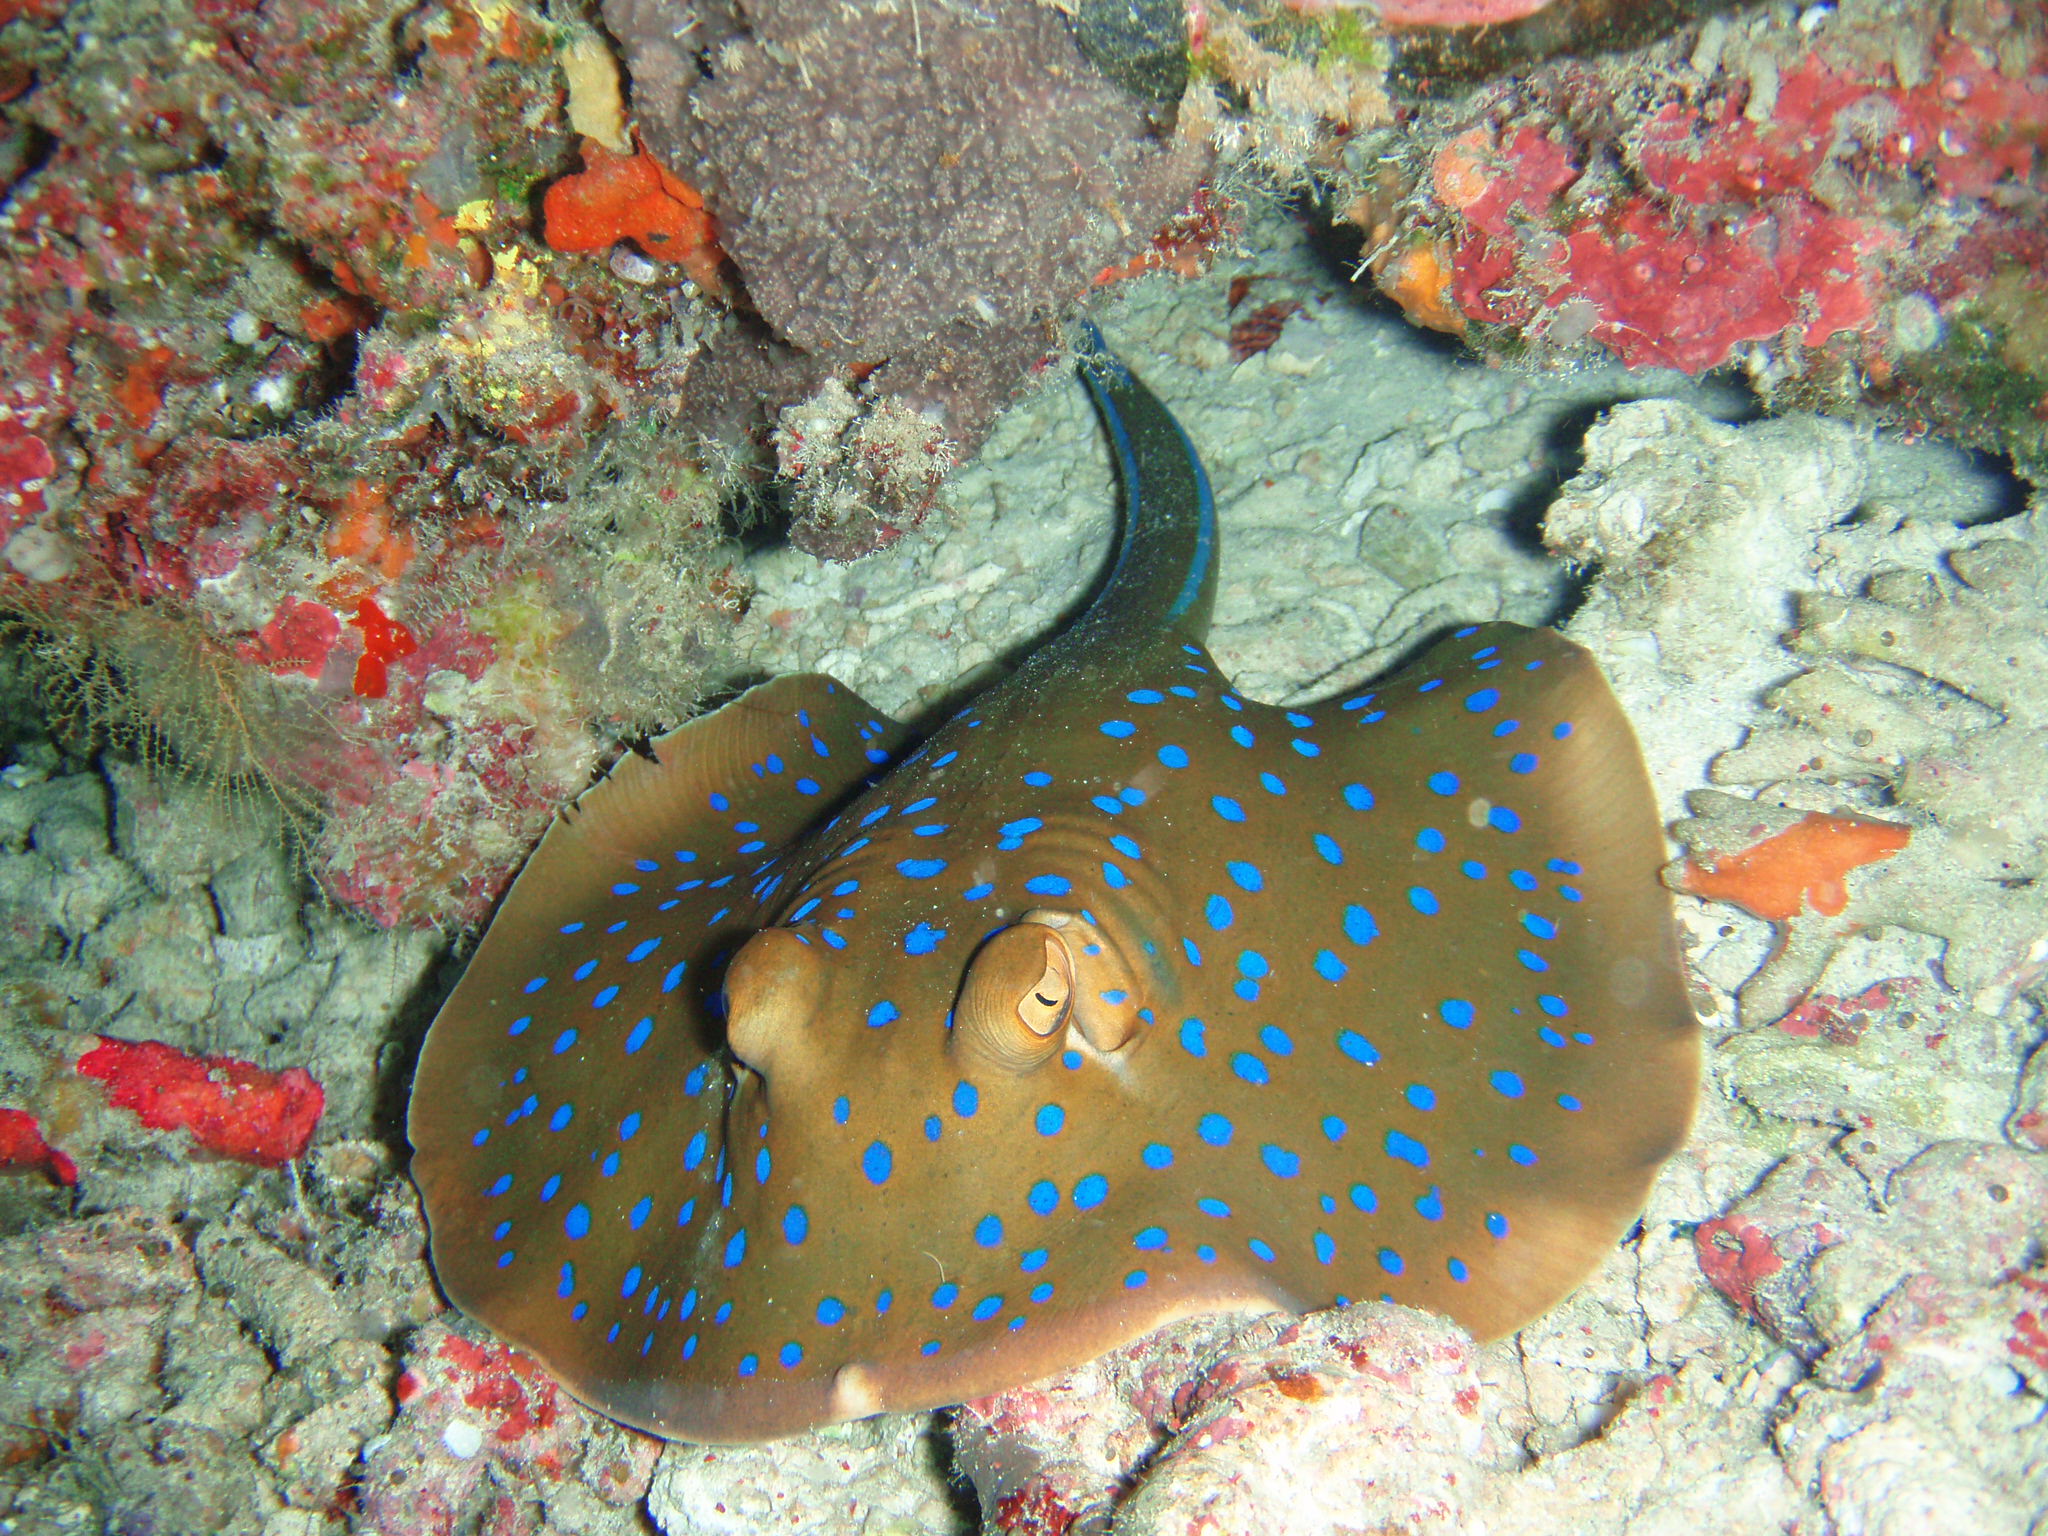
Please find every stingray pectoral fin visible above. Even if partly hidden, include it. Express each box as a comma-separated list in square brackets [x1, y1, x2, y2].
[407, 674, 907, 1430]
[1339, 623, 1701, 1341]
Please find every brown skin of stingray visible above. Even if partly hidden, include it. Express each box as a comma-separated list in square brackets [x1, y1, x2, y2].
[409, 622, 1699, 1443]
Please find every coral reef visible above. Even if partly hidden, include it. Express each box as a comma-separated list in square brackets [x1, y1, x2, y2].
[1348, 0, 2048, 479]
[608, 0, 1215, 556]
[0, 0, 747, 929]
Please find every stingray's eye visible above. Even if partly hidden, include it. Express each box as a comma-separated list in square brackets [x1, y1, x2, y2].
[954, 922, 1072, 1074]
[724, 928, 825, 1088]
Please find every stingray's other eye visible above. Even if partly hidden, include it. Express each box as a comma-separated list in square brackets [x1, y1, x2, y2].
[954, 922, 1073, 1073]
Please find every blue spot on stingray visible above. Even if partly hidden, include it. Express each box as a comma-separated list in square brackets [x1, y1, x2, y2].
[1539, 993, 1569, 1016]
[1024, 769, 1053, 786]
[1179, 1017, 1207, 1056]
[1291, 739, 1319, 758]
[953, 1081, 979, 1118]
[626, 938, 661, 963]
[1073, 1173, 1108, 1210]
[1198, 1197, 1230, 1219]
[905, 923, 947, 955]
[1020, 1249, 1048, 1274]
[1230, 725, 1255, 748]
[1231, 1053, 1269, 1085]
[564, 1204, 591, 1240]
[1159, 745, 1189, 768]
[784, 1205, 808, 1244]
[1091, 794, 1123, 816]
[1448, 1257, 1471, 1282]
[619, 1112, 641, 1140]
[964, 882, 995, 901]
[1349, 1183, 1378, 1212]
[1343, 905, 1378, 945]
[629, 1196, 652, 1230]
[1227, 860, 1263, 891]
[548, 1104, 573, 1132]
[1260, 772, 1286, 795]
[1035, 1104, 1066, 1136]
[1211, 796, 1245, 823]
[931, 1282, 959, 1310]
[1490, 806, 1523, 832]
[1409, 886, 1440, 915]
[1466, 688, 1500, 712]
[1404, 1083, 1437, 1111]
[817, 1298, 845, 1326]
[1314, 949, 1347, 982]
[557, 1263, 574, 1297]
[1198, 1113, 1234, 1146]
[1337, 1029, 1380, 1065]
[1461, 860, 1487, 880]
[973, 1294, 1005, 1320]
[662, 964, 687, 993]
[1439, 998, 1475, 1029]
[1554, 721, 1574, 738]
[1511, 753, 1538, 774]
[1522, 913, 1557, 940]
[1416, 1185, 1445, 1221]
[486, 1174, 512, 1197]
[1028, 1180, 1058, 1215]
[1260, 1144, 1301, 1178]
[862, 1141, 893, 1185]
[1025, 874, 1073, 897]
[832, 1096, 850, 1125]
[1205, 894, 1234, 929]
[523, 976, 548, 995]
[975, 1214, 1004, 1247]
[897, 857, 946, 879]
[867, 1000, 899, 1028]
[1314, 1232, 1336, 1265]
[1134, 1226, 1168, 1250]
[552, 1029, 577, 1055]
[1143, 1142, 1174, 1168]
[1386, 1130, 1430, 1168]
[1101, 720, 1136, 738]
[1110, 833, 1143, 859]
[1377, 1248, 1405, 1275]
[1249, 1239, 1277, 1262]
[1509, 1143, 1539, 1165]
[1429, 772, 1459, 795]
[1314, 833, 1343, 865]
[1487, 1212, 1511, 1238]
[1416, 828, 1446, 854]
[738, 1354, 758, 1378]
[508, 1016, 531, 1037]
[1558, 1094, 1582, 1111]
[621, 1266, 642, 1298]
[1322, 1115, 1347, 1143]
[1030, 1282, 1055, 1304]
[1343, 783, 1374, 810]
[1510, 869, 1539, 892]
[1491, 1071, 1526, 1098]
[1260, 1026, 1293, 1057]
[1517, 948, 1549, 972]
[1001, 817, 1043, 838]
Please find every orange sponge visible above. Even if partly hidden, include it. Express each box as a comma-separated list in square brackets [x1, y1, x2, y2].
[542, 138, 723, 292]
[1681, 810, 1911, 922]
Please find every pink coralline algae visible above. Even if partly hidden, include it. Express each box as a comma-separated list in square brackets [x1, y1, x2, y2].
[356, 1321, 660, 1536]
[74, 1037, 325, 1167]
[1366, 1, 2048, 474]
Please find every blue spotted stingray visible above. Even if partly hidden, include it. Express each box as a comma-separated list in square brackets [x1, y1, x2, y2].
[408, 325, 1700, 1442]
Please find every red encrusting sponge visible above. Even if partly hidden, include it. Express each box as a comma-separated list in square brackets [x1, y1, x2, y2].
[75, 1037, 325, 1166]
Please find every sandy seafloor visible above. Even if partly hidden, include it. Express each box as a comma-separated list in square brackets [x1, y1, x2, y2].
[2, 203, 2044, 1535]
